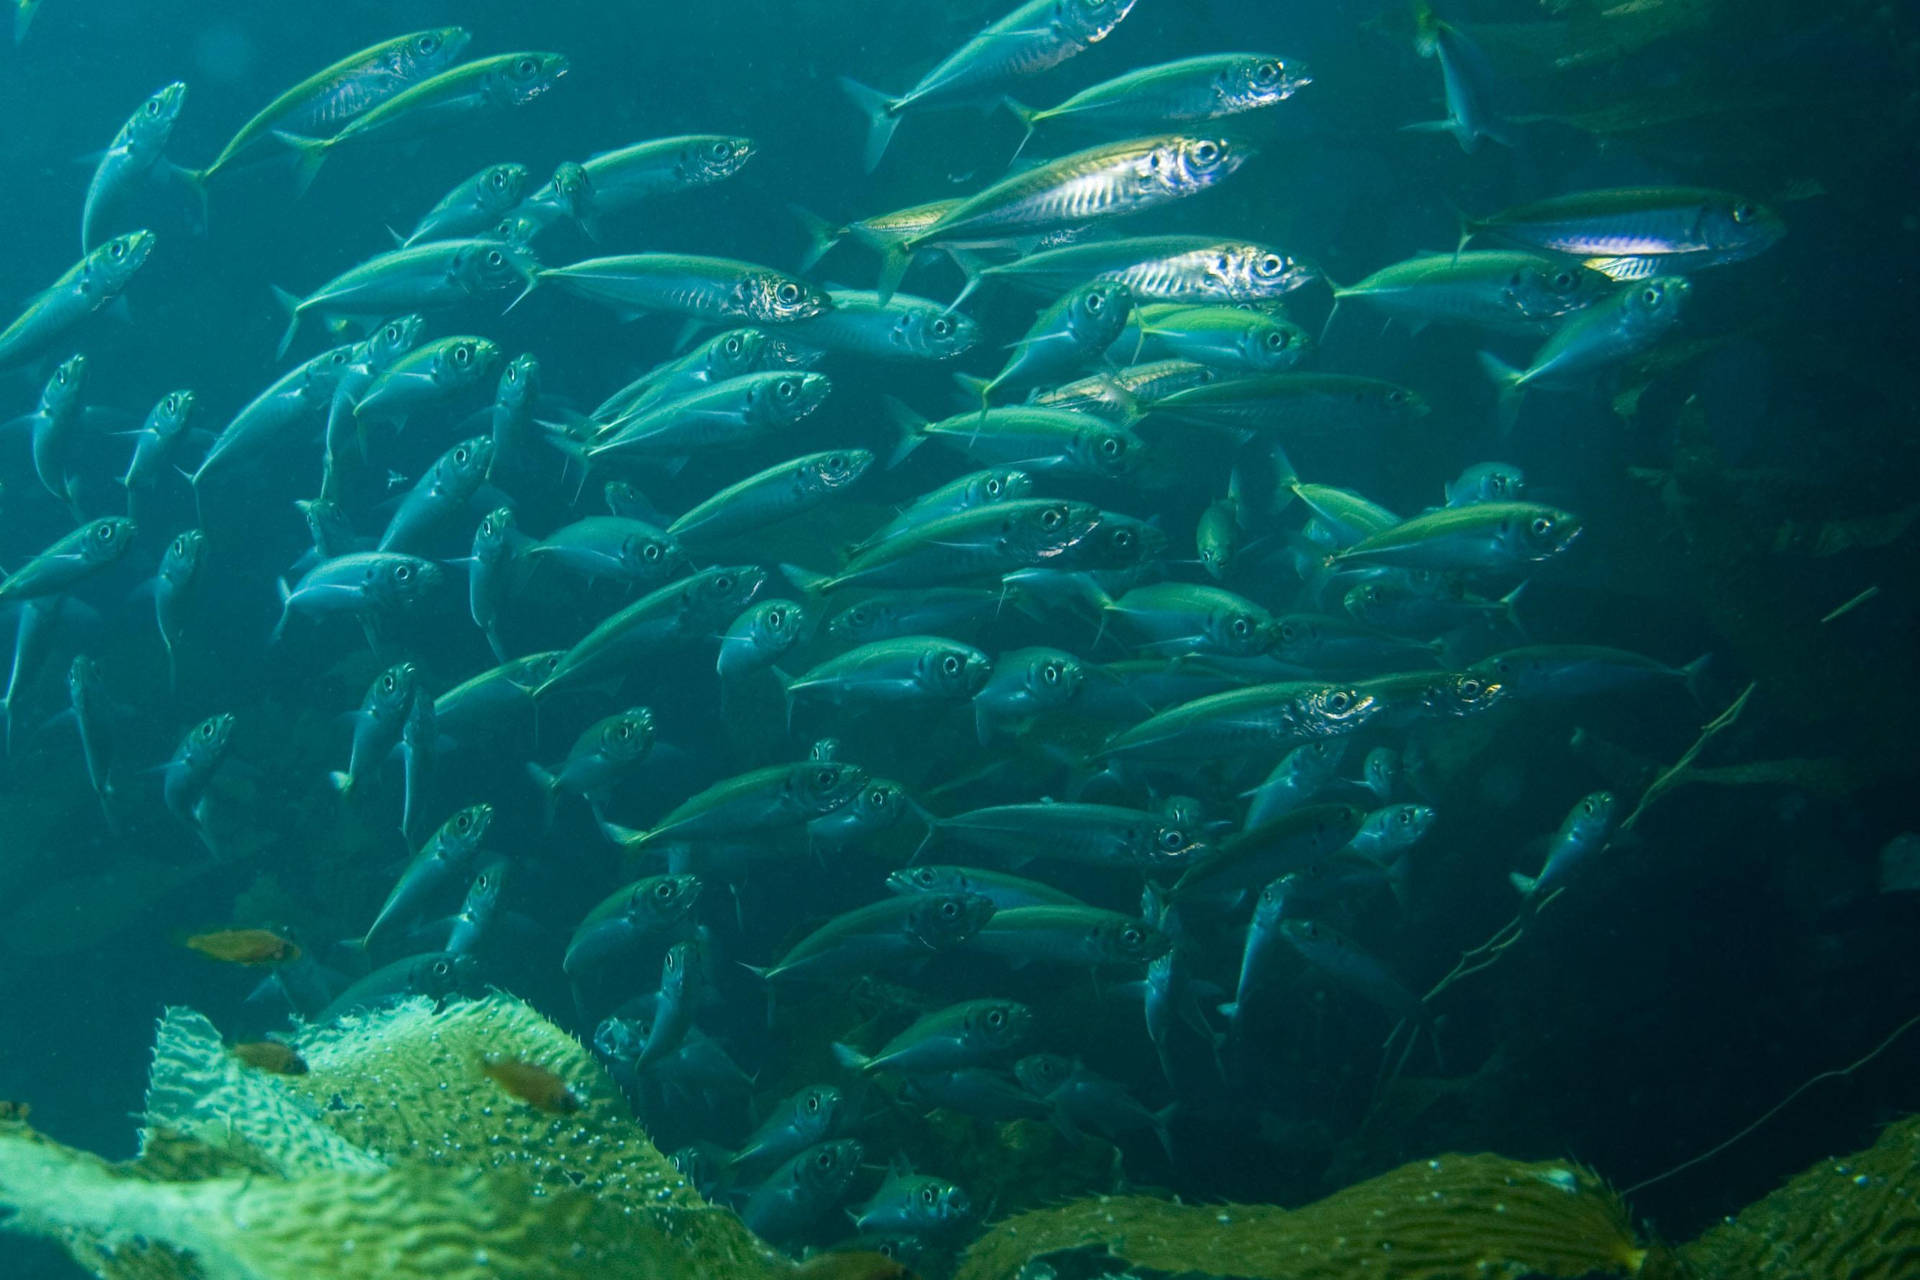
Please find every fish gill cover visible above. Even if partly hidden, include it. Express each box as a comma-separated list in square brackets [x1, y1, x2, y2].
[0, 0, 1918, 1277]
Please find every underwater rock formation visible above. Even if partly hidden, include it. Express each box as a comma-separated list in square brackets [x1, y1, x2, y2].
[1, 995, 1915, 1280]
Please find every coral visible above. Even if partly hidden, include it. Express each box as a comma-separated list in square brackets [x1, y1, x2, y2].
[953, 1153, 1673, 1280]
[1680, 1114, 1920, 1280]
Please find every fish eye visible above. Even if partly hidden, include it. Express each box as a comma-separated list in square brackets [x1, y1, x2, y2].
[715, 574, 735, 591]
[766, 608, 786, 628]
[1265, 330, 1290, 350]
[826, 454, 847, 470]
[96, 523, 116, 541]
[939, 900, 961, 919]
[455, 813, 473, 832]
[816, 769, 836, 788]
[432, 959, 452, 977]
[1327, 691, 1351, 711]
[776, 282, 802, 304]
[1042, 664, 1060, 685]
[489, 170, 508, 190]
[709, 140, 731, 159]
[454, 345, 473, 366]
[417, 33, 440, 53]
[1112, 528, 1134, 549]
[1159, 829, 1186, 850]
[1041, 507, 1063, 529]
[1531, 516, 1555, 536]
[1397, 809, 1413, 825]
[1084, 291, 1104, 313]
[516, 57, 539, 76]
[777, 378, 799, 400]
[723, 336, 742, 355]
[1122, 926, 1144, 946]
[110, 241, 126, 258]
[454, 446, 470, 464]
[1279, 622, 1297, 641]
[805, 1092, 821, 1112]
[640, 542, 663, 563]
[1230, 617, 1251, 636]
[930, 316, 953, 337]
[941, 654, 962, 676]
[1551, 270, 1577, 290]
[920, 1186, 938, 1206]
[197, 720, 215, 740]
[1641, 287, 1660, 305]
[145, 98, 162, 116]
[1099, 436, 1123, 457]
[486, 248, 507, 268]
[867, 787, 887, 805]
[1255, 60, 1282, 84]
[1732, 201, 1755, 224]
[395, 564, 413, 581]
[814, 1151, 834, 1169]
[1461, 678, 1483, 696]
[381, 673, 396, 692]
[1193, 140, 1221, 164]
[1386, 388, 1409, 405]
[1258, 253, 1283, 276]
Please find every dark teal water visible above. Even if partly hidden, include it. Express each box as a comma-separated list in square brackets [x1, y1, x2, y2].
[2, 2, 1916, 1276]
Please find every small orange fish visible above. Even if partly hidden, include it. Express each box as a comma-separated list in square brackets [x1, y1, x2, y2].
[480, 1056, 581, 1113]
[230, 1041, 308, 1075]
[183, 929, 301, 966]
[0, 1100, 30, 1123]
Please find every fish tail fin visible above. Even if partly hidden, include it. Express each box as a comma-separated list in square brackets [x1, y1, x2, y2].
[525, 763, 561, 828]
[829, 1041, 871, 1073]
[880, 395, 926, 468]
[1474, 351, 1525, 434]
[1680, 652, 1712, 707]
[1496, 579, 1530, 639]
[946, 248, 991, 313]
[270, 285, 303, 360]
[1383, 854, 1414, 914]
[1000, 96, 1039, 162]
[874, 242, 912, 308]
[327, 769, 354, 795]
[270, 577, 292, 645]
[837, 77, 900, 173]
[1507, 870, 1538, 896]
[779, 563, 833, 598]
[789, 204, 842, 272]
[951, 371, 993, 421]
[270, 130, 328, 199]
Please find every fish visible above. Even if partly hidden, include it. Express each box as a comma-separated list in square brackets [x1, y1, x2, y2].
[966, 904, 1168, 970]
[1172, 803, 1370, 903]
[1101, 680, 1379, 765]
[730, 1084, 845, 1173]
[590, 328, 816, 425]
[1348, 803, 1438, 864]
[161, 712, 235, 837]
[154, 529, 208, 692]
[467, 508, 531, 662]
[563, 874, 704, 980]
[1116, 303, 1313, 374]
[972, 645, 1083, 742]
[669, 450, 873, 547]
[2, 598, 98, 754]
[610, 758, 867, 852]
[397, 683, 438, 844]
[961, 235, 1314, 309]
[272, 243, 529, 359]
[1219, 877, 1292, 1031]
[524, 515, 682, 588]
[1278, 917, 1430, 1034]
[479, 1056, 583, 1113]
[633, 941, 703, 1070]
[747, 892, 996, 984]
[1331, 502, 1583, 574]
[0, 518, 137, 609]
[66, 655, 117, 823]
[1468, 645, 1708, 702]
[355, 338, 505, 429]
[1478, 277, 1691, 427]
[569, 371, 832, 468]
[1463, 186, 1785, 278]
[13, 354, 91, 507]
[0, 231, 155, 370]
[183, 928, 299, 966]
[791, 196, 960, 273]
[1331, 252, 1610, 335]
[839, 0, 1139, 170]
[717, 599, 809, 682]
[832, 998, 1033, 1075]
[782, 290, 982, 364]
[848, 468, 1033, 555]
[441, 855, 510, 956]
[315, 948, 476, 1021]
[189, 29, 470, 186]
[780, 634, 992, 724]
[1445, 461, 1527, 507]
[521, 135, 756, 240]
[1268, 613, 1443, 673]
[850, 1168, 973, 1237]
[1341, 574, 1524, 637]
[83, 82, 187, 252]
[886, 865, 1088, 911]
[823, 587, 1003, 646]
[1014, 1053, 1173, 1156]
[274, 52, 571, 194]
[1406, 2, 1512, 153]
[322, 316, 427, 494]
[1357, 669, 1505, 727]
[1098, 582, 1278, 658]
[120, 388, 196, 495]
[1244, 740, 1349, 829]
[362, 803, 494, 951]
[538, 253, 830, 324]
[896, 1067, 1051, 1122]
[876, 135, 1252, 301]
[888, 400, 1148, 482]
[271, 552, 443, 644]
[741, 1138, 864, 1244]
[805, 500, 1158, 593]
[929, 801, 1208, 872]
[974, 280, 1134, 407]
[399, 162, 533, 247]
[525, 706, 656, 822]
[1143, 372, 1429, 439]
[532, 565, 767, 697]
[376, 436, 494, 554]
[1006, 52, 1310, 153]
[485, 353, 541, 479]
[229, 1041, 308, 1075]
